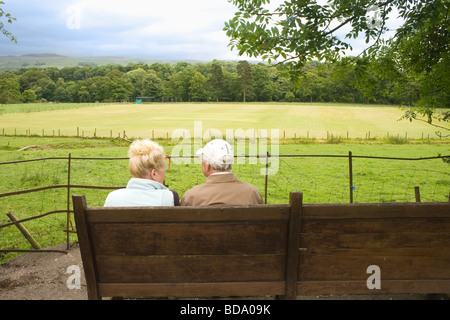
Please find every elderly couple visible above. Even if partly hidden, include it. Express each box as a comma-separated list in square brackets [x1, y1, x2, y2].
[104, 138, 263, 207]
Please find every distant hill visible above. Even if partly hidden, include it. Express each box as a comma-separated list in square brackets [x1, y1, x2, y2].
[0, 54, 204, 71]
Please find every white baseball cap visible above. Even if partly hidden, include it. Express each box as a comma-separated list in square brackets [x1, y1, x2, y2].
[196, 139, 234, 165]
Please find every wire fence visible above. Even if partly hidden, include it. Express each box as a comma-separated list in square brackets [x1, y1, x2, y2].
[1, 126, 447, 141]
[0, 152, 449, 260]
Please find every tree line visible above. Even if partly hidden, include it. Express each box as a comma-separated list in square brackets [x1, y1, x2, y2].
[0, 59, 420, 105]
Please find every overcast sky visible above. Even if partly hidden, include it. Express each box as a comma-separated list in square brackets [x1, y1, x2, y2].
[0, 0, 400, 62]
[0, 0, 249, 61]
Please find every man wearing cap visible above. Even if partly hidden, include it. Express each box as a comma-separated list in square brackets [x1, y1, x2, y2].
[181, 139, 263, 206]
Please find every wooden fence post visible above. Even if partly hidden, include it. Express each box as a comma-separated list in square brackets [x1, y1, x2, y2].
[349, 151, 353, 203]
[6, 211, 41, 250]
[264, 152, 269, 204]
[66, 153, 72, 249]
[415, 186, 421, 202]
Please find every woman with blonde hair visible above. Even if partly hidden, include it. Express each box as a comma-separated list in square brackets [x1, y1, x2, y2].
[104, 139, 178, 207]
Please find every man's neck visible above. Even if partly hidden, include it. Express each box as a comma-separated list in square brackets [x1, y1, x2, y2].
[209, 171, 232, 176]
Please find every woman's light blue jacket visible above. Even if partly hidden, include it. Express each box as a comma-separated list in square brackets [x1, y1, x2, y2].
[104, 178, 174, 207]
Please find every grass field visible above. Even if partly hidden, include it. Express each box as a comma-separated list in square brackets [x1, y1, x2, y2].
[0, 102, 449, 262]
[0, 102, 445, 140]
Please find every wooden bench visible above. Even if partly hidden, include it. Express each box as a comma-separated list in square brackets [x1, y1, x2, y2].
[72, 192, 450, 300]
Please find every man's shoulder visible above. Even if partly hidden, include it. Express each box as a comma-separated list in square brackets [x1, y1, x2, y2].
[213, 173, 261, 193]
[236, 179, 260, 190]
[185, 183, 207, 193]
[235, 179, 263, 202]
[181, 183, 206, 206]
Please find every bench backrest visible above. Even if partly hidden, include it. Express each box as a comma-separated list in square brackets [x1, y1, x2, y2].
[73, 193, 450, 300]
[72, 192, 302, 300]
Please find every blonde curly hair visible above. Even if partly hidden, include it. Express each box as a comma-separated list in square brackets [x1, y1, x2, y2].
[128, 139, 166, 178]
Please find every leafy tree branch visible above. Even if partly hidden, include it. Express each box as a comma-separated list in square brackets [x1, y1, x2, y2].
[0, 1, 16, 43]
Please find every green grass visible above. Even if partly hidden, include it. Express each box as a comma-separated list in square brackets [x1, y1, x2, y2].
[1, 137, 448, 207]
[0, 102, 446, 140]
[0, 103, 106, 115]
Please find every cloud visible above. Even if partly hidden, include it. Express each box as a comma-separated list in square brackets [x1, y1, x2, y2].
[0, 0, 240, 60]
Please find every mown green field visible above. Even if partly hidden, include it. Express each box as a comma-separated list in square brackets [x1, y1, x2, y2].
[0, 102, 449, 262]
[0, 102, 445, 139]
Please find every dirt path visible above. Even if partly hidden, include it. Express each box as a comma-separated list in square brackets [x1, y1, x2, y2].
[0, 243, 87, 300]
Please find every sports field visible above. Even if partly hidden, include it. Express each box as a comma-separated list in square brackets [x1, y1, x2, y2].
[0, 102, 443, 140]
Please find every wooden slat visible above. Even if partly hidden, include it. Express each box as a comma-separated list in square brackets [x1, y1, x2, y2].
[302, 218, 450, 234]
[90, 221, 288, 255]
[301, 232, 450, 250]
[101, 280, 450, 298]
[303, 202, 450, 219]
[86, 205, 290, 223]
[302, 247, 450, 257]
[297, 280, 450, 295]
[99, 281, 286, 298]
[299, 254, 450, 281]
[95, 254, 286, 283]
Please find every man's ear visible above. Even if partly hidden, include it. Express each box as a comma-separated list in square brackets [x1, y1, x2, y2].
[201, 161, 211, 176]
